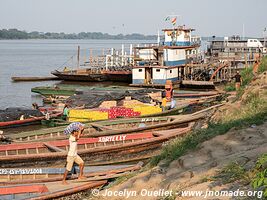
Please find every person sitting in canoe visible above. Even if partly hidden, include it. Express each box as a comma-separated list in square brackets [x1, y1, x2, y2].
[62, 122, 86, 184]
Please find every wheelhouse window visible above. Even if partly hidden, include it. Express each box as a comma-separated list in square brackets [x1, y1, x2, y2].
[156, 69, 160, 72]
[138, 69, 142, 72]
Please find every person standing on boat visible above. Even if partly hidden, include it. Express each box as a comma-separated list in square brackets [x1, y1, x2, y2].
[62, 104, 69, 120]
[234, 71, 242, 90]
[62, 122, 85, 184]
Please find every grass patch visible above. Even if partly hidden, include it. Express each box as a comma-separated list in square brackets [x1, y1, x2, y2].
[106, 164, 152, 188]
[251, 153, 267, 198]
[106, 171, 139, 189]
[212, 162, 250, 184]
[224, 82, 236, 92]
[258, 56, 267, 74]
[240, 66, 254, 87]
[222, 93, 267, 123]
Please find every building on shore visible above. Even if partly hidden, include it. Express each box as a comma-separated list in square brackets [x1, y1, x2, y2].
[206, 35, 267, 67]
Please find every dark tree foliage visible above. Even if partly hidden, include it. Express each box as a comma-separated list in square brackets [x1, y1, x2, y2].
[0, 29, 157, 40]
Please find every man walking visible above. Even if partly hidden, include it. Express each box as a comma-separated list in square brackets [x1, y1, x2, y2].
[62, 122, 85, 184]
[234, 71, 242, 90]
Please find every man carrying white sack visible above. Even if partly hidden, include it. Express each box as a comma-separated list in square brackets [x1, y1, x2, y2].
[62, 122, 85, 185]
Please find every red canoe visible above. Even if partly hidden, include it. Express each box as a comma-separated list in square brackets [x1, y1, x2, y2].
[0, 126, 192, 168]
[0, 112, 62, 128]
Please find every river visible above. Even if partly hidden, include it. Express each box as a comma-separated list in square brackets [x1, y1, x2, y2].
[0, 39, 152, 109]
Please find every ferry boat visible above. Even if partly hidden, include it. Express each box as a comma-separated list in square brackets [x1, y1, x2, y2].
[131, 25, 202, 87]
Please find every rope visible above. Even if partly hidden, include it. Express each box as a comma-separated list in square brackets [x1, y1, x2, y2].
[56, 55, 76, 71]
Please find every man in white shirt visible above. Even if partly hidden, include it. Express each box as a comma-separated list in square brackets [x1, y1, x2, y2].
[62, 123, 85, 184]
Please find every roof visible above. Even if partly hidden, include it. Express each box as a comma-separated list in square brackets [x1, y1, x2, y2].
[162, 28, 195, 32]
[134, 45, 200, 50]
[133, 65, 183, 69]
[162, 45, 200, 49]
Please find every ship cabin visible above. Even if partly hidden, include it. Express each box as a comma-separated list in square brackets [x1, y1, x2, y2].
[132, 26, 201, 86]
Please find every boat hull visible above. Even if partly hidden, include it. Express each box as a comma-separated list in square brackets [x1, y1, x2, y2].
[52, 70, 132, 83]
[51, 71, 108, 82]
[104, 71, 132, 83]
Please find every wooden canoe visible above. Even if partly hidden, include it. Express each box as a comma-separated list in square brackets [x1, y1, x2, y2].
[31, 86, 79, 97]
[40, 102, 190, 128]
[0, 125, 194, 168]
[0, 180, 106, 200]
[0, 162, 143, 185]
[173, 91, 219, 98]
[0, 112, 62, 129]
[10, 111, 203, 142]
[11, 76, 59, 82]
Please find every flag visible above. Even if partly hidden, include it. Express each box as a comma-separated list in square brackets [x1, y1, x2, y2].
[171, 17, 177, 26]
[165, 16, 170, 21]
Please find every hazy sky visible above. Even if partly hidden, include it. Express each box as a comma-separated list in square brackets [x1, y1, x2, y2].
[0, 0, 266, 37]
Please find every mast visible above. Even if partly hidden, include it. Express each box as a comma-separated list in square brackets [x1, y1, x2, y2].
[242, 23, 245, 40]
[77, 45, 80, 69]
[157, 30, 160, 45]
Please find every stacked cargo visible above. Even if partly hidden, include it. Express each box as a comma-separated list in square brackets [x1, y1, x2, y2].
[122, 100, 143, 107]
[131, 105, 162, 116]
[99, 101, 117, 109]
[122, 100, 162, 116]
[69, 107, 141, 122]
[68, 99, 162, 122]
[108, 107, 140, 119]
[68, 109, 108, 122]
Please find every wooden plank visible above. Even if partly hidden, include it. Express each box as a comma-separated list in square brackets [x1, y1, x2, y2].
[43, 143, 66, 153]
[90, 123, 118, 131]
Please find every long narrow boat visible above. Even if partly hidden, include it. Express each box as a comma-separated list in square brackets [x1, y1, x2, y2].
[51, 69, 108, 82]
[42, 97, 207, 128]
[11, 76, 60, 82]
[0, 180, 106, 200]
[0, 163, 143, 185]
[51, 69, 132, 83]
[31, 86, 79, 97]
[0, 113, 62, 129]
[173, 91, 219, 98]
[43, 95, 221, 129]
[10, 111, 201, 142]
[0, 125, 195, 168]
[0, 164, 144, 200]
[41, 101, 191, 128]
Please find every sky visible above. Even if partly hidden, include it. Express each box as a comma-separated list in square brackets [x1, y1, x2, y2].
[0, 0, 266, 37]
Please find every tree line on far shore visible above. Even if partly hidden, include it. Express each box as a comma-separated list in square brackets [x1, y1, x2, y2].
[0, 29, 157, 40]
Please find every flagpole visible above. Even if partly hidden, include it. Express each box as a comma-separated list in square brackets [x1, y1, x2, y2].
[264, 28, 266, 47]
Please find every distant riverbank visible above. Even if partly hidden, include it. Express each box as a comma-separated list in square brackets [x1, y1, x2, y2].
[0, 29, 157, 40]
